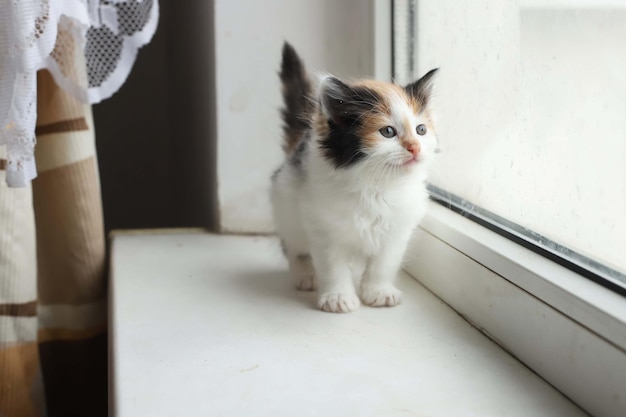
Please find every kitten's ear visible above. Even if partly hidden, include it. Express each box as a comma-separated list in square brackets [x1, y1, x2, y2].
[405, 68, 439, 108]
[319, 76, 370, 126]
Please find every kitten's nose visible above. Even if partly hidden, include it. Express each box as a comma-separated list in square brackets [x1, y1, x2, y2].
[406, 142, 420, 157]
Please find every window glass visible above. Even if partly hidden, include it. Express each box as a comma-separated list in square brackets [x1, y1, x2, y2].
[400, 0, 626, 288]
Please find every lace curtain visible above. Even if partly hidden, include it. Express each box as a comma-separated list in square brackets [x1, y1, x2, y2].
[0, 0, 159, 187]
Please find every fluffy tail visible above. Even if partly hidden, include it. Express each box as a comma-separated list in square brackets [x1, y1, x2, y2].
[279, 42, 315, 154]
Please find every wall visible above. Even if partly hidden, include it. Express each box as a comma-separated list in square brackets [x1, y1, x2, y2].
[214, 0, 385, 232]
[95, 0, 387, 234]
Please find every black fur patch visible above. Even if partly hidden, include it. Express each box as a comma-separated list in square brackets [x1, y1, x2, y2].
[280, 43, 315, 152]
[405, 68, 439, 108]
[319, 79, 381, 168]
[320, 121, 367, 168]
[271, 165, 283, 182]
[321, 79, 381, 125]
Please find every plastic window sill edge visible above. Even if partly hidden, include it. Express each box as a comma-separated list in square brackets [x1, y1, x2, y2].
[406, 200, 626, 351]
[403, 201, 626, 417]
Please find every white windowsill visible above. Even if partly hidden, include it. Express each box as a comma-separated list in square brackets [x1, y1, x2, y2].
[109, 231, 587, 417]
[406, 201, 626, 417]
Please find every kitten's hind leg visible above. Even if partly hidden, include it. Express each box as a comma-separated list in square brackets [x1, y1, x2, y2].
[288, 253, 316, 291]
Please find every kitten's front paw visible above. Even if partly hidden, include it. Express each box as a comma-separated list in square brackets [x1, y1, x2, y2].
[318, 292, 360, 313]
[360, 286, 402, 307]
[296, 275, 316, 291]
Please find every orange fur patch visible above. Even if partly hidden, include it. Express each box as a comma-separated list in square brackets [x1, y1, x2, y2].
[348, 80, 430, 151]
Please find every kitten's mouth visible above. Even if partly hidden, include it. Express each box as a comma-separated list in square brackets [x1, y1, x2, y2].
[402, 156, 419, 166]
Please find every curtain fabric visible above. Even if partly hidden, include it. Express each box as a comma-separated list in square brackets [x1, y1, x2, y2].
[1, 0, 159, 187]
[0, 2, 158, 414]
[0, 150, 42, 416]
[0, 69, 107, 416]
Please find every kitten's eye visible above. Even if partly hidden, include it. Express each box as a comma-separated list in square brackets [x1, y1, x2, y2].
[379, 126, 397, 138]
[416, 124, 427, 136]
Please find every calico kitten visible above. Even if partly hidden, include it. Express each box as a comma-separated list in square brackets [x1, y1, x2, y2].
[271, 42, 438, 313]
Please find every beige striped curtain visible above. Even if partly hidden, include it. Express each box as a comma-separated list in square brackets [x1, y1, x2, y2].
[0, 70, 107, 416]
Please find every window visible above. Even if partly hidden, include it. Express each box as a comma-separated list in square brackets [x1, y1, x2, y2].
[393, 1, 626, 416]
[397, 0, 626, 292]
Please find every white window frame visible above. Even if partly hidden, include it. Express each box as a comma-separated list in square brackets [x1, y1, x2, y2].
[404, 194, 626, 417]
[389, 2, 626, 417]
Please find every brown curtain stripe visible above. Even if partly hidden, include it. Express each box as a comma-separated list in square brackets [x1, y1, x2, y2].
[36, 71, 84, 127]
[38, 323, 107, 344]
[0, 159, 6, 170]
[35, 117, 89, 136]
[0, 343, 47, 416]
[0, 301, 38, 317]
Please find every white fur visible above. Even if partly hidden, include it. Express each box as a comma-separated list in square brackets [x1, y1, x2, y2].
[271, 90, 436, 313]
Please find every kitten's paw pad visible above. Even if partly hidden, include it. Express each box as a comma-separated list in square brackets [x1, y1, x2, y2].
[296, 275, 316, 291]
[318, 293, 360, 313]
[360, 286, 402, 307]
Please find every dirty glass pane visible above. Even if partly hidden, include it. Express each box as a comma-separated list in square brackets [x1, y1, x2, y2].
[397, 0, 626, 291]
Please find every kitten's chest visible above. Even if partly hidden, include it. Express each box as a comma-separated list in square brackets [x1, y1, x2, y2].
[354, 193, 394, 227]
[349, 191, 417, 253]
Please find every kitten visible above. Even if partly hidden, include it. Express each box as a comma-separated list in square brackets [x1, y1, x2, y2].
[271, 42, 438, 313]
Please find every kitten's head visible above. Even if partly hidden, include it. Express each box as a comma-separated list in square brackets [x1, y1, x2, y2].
[316, 70, 439, 179]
